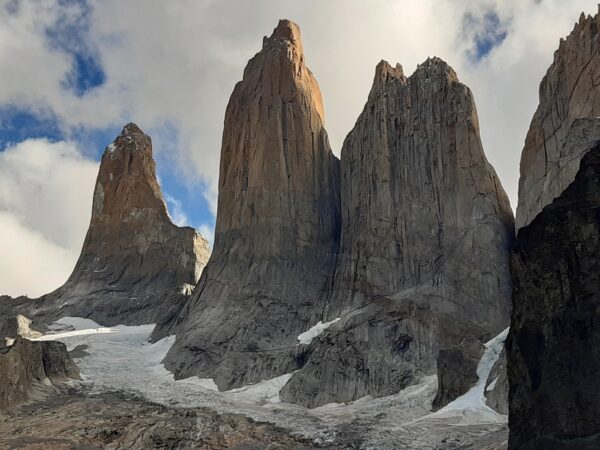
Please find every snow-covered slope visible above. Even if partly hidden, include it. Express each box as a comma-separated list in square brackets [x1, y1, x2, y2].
[36, 317, 508, 449]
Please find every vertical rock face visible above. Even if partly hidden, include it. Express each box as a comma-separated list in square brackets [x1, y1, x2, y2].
[163, 20, 341, 389]
[508, 10, 600, 449]
[508, 144, 600, 450]
[281, 59, 514, 407]
[37, 123, 210, 326]
[515, 10, 600, 230]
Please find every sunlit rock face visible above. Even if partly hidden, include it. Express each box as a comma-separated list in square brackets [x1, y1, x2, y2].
[33, 123, 210, 327]
[163, 20, 341, 389]
[281, 58, 514, 407]
[508, 10, 600, 450]
[515, 11, 600, 230]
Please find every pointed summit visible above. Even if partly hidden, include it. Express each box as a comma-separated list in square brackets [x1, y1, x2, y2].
[264, 19, 303, 50]
[163, 20, 340, 389]
[32, 124, 210, 327]
[92, 122, 167, 225]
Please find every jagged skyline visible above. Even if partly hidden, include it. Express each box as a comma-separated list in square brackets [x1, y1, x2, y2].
[1, 0, 598, 297]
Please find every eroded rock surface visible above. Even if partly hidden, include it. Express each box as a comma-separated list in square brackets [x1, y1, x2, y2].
[281, 59, 513, 407]
[32, 123, 210, 326]
[515, 10, 600, 229]
[508, 144, 600, 450]
[0, 337, 79, 410]
[164, 20, 341, 389]
[433, 337, 484, 410]
[0, 391, 332, 450]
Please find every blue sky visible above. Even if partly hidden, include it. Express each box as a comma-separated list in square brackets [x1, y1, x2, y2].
[1, 0, 597, 297]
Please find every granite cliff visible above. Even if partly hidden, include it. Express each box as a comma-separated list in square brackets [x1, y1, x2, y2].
[163, 20, 341, 389]
[33, 123, 210, 327]
[281, 59, 514, 407]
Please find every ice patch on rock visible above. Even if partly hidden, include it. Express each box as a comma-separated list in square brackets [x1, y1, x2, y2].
[297, 318, 340, 345]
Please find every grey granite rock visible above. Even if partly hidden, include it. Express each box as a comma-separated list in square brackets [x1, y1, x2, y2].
[163, 20, 341, 389]
[29, 123, 210, 327]
[515, 9, 600, 230]
[281, 59, 514, 407]
[0, 336, 79, 409]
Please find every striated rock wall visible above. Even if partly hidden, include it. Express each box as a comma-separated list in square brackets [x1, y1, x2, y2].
[515, 10, 600, 230]
[508, 144, 600, 449]
[163, 20, 341, 389]
[281, 59, 514, 407]
[33, 123, 210, 326]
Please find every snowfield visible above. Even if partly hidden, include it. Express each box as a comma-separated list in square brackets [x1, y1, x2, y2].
[34, 317, 508, 449]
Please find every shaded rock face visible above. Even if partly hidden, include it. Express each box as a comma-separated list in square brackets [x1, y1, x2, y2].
[164, 20, 341, 388]
[508, 144, 600, 450]
[515, 11, 600, 230]
[485, 348, 508, 415]
[0, 336, 79, 409]
[34, 123, 210, 326]
[281, 60, 514, 407]
[432, 337, 484, 410]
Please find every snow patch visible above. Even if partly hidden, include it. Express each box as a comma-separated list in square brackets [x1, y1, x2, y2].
[225, 373, 293, 404]
[297, 318, 340, 345]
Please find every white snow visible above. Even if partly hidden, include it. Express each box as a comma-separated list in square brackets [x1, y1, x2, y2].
[106, 142, 116, 153]
[32, 317, 508, 448]
[297, 318, 340, 345]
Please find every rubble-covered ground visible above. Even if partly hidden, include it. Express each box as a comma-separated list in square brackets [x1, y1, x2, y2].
[1, 318, 508, 449]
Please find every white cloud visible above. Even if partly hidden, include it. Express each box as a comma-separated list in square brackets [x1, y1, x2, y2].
[164, 194, 189, 227]
[0, 139, 97, 297]
[2, 0, 598, 211]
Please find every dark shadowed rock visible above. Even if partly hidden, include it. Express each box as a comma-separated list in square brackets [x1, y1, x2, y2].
[433, 337, 484, 410]
[163, 20, 340, 389]
[508, 144, 600, 449]
[485, 348, 508, 415]
[30, 123, 210, 327]
[281, 58, 513, 407]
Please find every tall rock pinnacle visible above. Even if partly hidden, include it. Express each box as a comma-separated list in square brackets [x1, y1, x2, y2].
[163, 20, 341, 388]
[34, 123, 210, 326]
[515, 10, 600, 229]
[281, 58, 514, 407]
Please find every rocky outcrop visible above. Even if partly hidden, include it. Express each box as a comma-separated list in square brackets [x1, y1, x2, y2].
[0, 336, 79, 409]
[0, 392, 330, 450]
[432, 337, 484, 410]
[163, 20, 340, 389]
[281, 59, 514, 407]
[515, 10, 600, 230]
[508, 144, 600, 449]
[32, 123, 210, 326]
